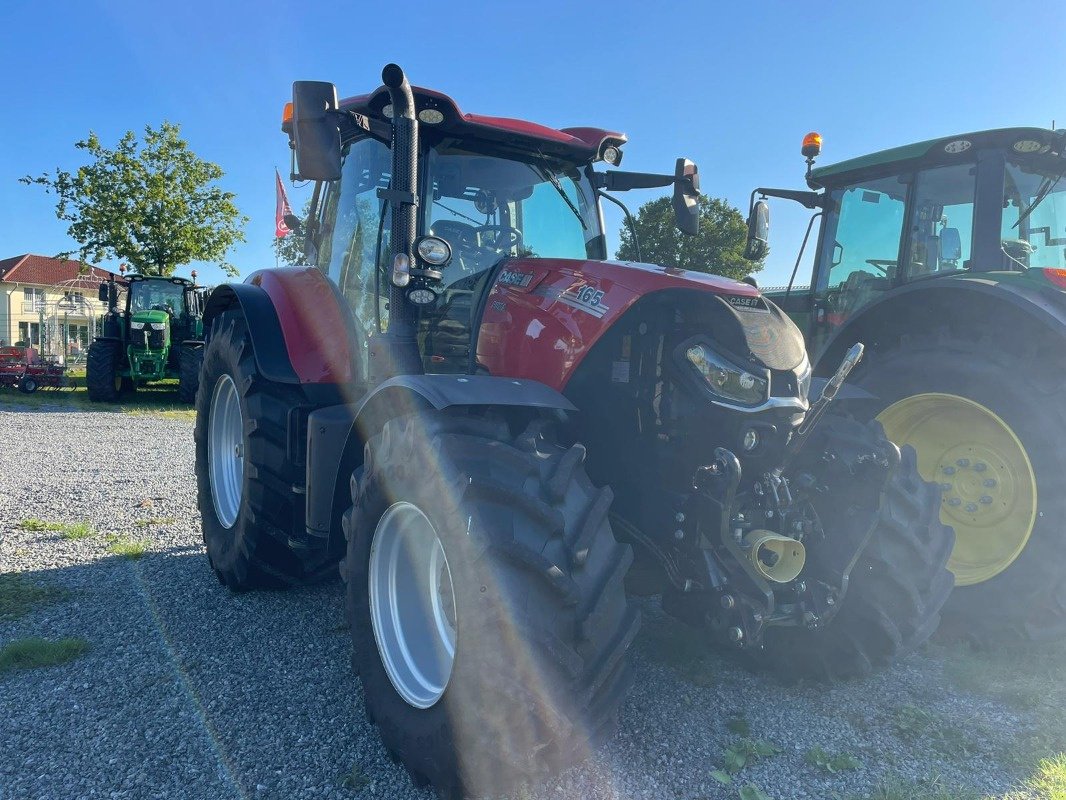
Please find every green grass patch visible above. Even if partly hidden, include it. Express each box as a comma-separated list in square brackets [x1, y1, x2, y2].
[0, 637, 89, 674]
[106, 537, 148, 559]
[21, 519, 93, 539]
[0, 574, 70, 620]
[338, 763, 371, 791]
[892, 704, 977, 759]
[0, 378, 194, 419]
[20, 518, 63, 532]
[804, 745, 861, 774]
[711, 738, 782, 784]
[635, 614, 716, 687]
[134, 517, 177, 528]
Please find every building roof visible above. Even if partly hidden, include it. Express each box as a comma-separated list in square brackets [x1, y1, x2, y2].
[0, 254, 123, 290]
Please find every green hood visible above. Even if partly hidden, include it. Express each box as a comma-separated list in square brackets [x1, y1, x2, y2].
[131, 309, 170, 326]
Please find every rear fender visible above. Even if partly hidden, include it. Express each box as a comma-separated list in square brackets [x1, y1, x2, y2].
[202, 267, 358, 386]
[304, 374, 576, 539]
[816, 277, 1066, 376]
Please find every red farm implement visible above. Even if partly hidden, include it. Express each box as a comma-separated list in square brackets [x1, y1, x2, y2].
[0, 346, 71, 394]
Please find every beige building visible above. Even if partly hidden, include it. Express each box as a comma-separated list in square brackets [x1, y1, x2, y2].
[0, 254, 122, 358]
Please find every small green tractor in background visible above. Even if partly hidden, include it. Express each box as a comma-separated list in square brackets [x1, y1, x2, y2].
[753, 126, 1066, 641]
[87, 272, 207, 403]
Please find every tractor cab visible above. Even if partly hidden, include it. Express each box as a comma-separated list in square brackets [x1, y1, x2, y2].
[750, 127, 1066, 355]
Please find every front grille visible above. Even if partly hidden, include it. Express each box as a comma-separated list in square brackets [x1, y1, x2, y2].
[132, 328, 166, 350]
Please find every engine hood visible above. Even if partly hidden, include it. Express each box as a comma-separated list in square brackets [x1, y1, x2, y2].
[131, 309, 170, 325]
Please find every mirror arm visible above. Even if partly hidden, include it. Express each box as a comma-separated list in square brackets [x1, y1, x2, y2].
[598, 170, 676, 192]
[785, 211, 823, 300]
[750, 187, 824, 210]
[597, 190, 642, 263]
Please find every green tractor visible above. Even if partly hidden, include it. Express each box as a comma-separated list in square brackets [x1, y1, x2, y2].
[87, 273, 207, 403]
[752, 127, 1066, 641]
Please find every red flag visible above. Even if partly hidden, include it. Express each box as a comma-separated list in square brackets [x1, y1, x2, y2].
[275, 169, 293, 238]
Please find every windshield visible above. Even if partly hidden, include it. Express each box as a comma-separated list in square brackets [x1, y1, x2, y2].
[425, 145, 602, 286]
[1002, 159, 1066, 269]
[129, 280, 184, 314]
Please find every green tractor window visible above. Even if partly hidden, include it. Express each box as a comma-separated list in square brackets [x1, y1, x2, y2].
[903, 163, 976, 280]
[130, 280, 185, 315]
[1003, 159, 1066, 270]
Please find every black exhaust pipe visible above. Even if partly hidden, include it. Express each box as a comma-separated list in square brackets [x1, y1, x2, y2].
[370, 63, 422, 379]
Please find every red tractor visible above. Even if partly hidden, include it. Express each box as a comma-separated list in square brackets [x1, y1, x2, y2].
[194, 65, 953, 798]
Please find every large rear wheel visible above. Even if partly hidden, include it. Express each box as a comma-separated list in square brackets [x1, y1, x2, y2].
[343, 411, 638, 798]
[194, 310, 330, 590]
[853, 337, 1066, 642]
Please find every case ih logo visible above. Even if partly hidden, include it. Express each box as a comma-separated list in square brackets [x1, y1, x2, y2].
[726, 294, 768, 313]
[559, 284, 608, 318]
[497, 269, 534, 288]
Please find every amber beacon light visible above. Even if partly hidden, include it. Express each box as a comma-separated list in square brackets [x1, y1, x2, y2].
[801, 132, 823, 159]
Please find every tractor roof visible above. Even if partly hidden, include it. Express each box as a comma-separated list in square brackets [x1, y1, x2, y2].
[809, 126, 1065, 186]
[338, 86, 627, 164]
[127, 275, 194, 286]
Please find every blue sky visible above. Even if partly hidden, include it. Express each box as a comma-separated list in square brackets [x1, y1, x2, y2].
[2, 1, 1062, 288]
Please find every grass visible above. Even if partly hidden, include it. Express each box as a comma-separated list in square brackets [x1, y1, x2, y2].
[635, 614, 717, 687]
[134, 517, 177, 527]
[106, 537, 147, 559]
[845, 757, 1066, 799]
[0, 637, 89, 674]
[711, 738, 782, 784]
[21, 518, 94, 539]
[0, 574, 70, 620]
[892, 704, 977, 759]
[804, 745, 862, 774]
[0, 378, 194, 420]
[338, 763, 371, 792]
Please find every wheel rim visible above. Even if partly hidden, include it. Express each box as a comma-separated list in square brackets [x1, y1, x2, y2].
[878, 393, 1037, 585]
[368, 502, 457, 709]
[208, 374, 244, 529]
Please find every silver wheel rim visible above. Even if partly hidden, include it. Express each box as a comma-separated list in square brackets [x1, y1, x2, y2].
[208, 374, 244, 529]
[369, 502, 457, 709]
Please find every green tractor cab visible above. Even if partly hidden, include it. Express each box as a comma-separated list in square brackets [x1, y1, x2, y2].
[87, 274, 206, 403]
[753, 126, 1066, 640]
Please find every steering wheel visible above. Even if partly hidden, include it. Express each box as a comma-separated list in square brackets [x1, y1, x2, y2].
[864, 259, 897, 276]
[150, 304, 173, 314]
[475, 225, 523, 253]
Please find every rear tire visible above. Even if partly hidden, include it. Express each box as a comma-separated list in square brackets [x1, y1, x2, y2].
[760, 418, 955, 681]
[86, 339, 123, 402]
[343, 411, 638, 798]
[178, 344, 202, 404]
[853, 337, 1066, 643]
[19, 376, 38, 394]
[195, 310, 329, 590]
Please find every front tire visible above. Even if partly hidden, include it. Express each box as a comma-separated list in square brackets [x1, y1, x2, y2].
[19, 376, 38, 394]
[86, 339, 123, 402]
[343, 411, 639, 798]
[760, 418, 955, 681]
[178, 344, 202, 404]
[194, 310, 328, 590]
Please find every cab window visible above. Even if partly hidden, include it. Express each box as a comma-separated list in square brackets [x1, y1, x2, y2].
[903, 163, 976, 279]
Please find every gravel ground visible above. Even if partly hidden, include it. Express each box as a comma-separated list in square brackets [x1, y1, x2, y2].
[0, 406, 1046, 800]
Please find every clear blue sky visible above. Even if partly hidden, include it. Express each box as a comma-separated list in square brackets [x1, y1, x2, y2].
[2, 1, 1062, 288]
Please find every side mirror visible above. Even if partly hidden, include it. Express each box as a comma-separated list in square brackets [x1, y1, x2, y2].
[745, 199, 770, 261]
[292, 81, 342, 181]
[672, 158, 700, 236]
[940, 227, 962, 262]
[98, 283, 109, 303]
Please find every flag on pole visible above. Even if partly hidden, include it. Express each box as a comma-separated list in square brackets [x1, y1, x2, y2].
[275, 168, 293, 238]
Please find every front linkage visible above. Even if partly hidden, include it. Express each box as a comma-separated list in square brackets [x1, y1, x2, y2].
[666, 344, 909, 650]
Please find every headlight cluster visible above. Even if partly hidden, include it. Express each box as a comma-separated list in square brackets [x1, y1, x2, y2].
[685, 343, 768, 406]
[131, 321, 145, 330]
[150, 322, 166, 331]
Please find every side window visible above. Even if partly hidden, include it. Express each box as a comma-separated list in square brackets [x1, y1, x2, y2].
[904, 163, 975, 279]
[818, 177, 905, 330]
[316, 137, 392, 340]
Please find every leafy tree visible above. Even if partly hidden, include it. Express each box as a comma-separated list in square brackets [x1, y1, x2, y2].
[22, 122, 246, 277]
[273, 200, 312, 266]
[616, 195, 762, 281]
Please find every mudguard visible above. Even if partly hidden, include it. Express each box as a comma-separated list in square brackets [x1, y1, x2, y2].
[304, 374, 576, 537]
[202, 267, 357, 386]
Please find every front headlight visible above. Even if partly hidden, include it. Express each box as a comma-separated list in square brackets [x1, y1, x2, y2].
[130, 321, 145, 330]
[150, 323, 166, 331]
[684, 343, 768, 406]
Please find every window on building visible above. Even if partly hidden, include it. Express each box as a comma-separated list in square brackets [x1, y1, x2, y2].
[22, 287, 44, 312]
[18, 321, 41, 346]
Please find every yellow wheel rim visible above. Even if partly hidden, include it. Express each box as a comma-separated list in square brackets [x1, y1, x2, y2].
[877, 393, 1037, 586]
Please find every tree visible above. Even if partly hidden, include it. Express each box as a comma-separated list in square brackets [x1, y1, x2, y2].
[273, 200, 312, 266]
[616, 195, 762, 281]
[22, 122, 246, 277]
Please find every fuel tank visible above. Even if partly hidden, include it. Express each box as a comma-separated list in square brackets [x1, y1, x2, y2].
[476, 258, 806, 391]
